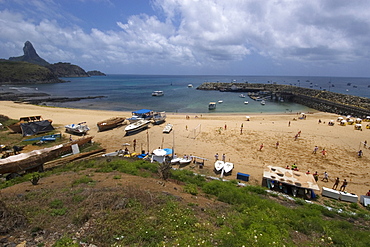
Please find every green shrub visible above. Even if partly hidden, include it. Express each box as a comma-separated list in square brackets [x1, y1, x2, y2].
[71, 176, 94, 187]
[183, 183, 198, 195]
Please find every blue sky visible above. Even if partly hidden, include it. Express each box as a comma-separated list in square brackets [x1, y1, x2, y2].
[1, 0, 370, 77]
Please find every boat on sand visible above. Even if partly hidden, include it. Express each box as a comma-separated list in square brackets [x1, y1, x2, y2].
[223, 162, 234, 173]
[214, 160, 224, 172]
[163, 123, 173, 133]
[65, 122, 90, 135]
[124, 119, 150, 134]
[97, 117, 126, 132]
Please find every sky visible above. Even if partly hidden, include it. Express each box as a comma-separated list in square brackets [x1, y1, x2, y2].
[1, 0, 370, 77]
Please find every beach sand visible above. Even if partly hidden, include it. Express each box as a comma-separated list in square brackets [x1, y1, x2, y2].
[1, 101, 369, 197]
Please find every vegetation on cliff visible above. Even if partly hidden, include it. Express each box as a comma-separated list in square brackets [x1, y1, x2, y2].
[87, 70, 106, 76]
[0, 60, 63, 84]
[0, 157, 369, 246]
[46, 62, 89, 78]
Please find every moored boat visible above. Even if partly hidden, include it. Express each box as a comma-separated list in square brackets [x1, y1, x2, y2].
[209, 102, 216, 110]
[261, 100, 266, 105]
[124, 119, 151, 134]
[97, 117, 126, 132]
[152, 91, 164, 96]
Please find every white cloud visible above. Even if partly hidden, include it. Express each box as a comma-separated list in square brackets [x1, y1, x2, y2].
[0, 0, 370, 75]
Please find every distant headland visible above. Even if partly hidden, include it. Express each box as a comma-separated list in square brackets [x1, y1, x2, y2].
[0, 41, 105, 85]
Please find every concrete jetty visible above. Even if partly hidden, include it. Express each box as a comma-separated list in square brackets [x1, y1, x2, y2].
[197, 82, 370, 117]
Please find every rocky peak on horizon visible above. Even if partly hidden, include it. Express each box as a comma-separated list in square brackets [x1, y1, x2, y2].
[9, 41, 49, 66]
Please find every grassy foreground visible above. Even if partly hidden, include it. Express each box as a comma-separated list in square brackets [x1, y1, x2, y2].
[0, 156, 369, 247]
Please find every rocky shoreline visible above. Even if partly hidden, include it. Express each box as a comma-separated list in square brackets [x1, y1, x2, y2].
[0, 87, 105, 105]
[197, 82, 370, 117]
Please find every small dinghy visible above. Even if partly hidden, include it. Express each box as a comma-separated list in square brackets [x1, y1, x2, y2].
[223, 162, 234, 173]
[214, 160, 225, 172]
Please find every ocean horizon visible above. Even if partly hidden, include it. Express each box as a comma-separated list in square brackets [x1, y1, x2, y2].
[5, 74, 370, 114]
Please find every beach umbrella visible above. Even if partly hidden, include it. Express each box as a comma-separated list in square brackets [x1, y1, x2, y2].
[246, 116, 250, 119]
[153, 149, 167, 156]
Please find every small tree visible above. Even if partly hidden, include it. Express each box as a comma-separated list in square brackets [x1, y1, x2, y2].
[30, 172, 41, 185]
[158, 161, 172, 181]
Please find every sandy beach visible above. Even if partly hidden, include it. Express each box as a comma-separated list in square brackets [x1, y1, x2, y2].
[1, 101, 369, 198]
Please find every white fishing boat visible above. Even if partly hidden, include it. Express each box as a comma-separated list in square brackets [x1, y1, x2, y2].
[127, 109, 153, 123]
[260, 100, 266, 105]
[152, 111, 166, 125]
[244, 101, 249, 104]
[163, 123, 173, 133]
[223, 162, 234, 173]
[152, 91, 164, 96]
[239, 94, 246, 98]
[179, 157, 192, 165]
[124, 119, 150, 134]
[218, 100, 223, 104]
[209, 102, 216, 110]
[214, 160, 225, 172]
[187, 84, 193, 88]
[65, 122, 90, 135]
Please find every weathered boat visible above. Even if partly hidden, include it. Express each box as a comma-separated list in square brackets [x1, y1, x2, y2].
[0, 136, 93, 176]
[97, 117, 126, 132]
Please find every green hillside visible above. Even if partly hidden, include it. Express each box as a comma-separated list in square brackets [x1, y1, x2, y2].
[0, 60, 63, 84]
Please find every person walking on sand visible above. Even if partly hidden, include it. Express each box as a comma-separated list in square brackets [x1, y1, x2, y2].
[222, 153, 226, 162]
[312, 146, 318, 154]
[259, 143, 264, 151]
[297, 130, 301, 137]
[321, 148, 327, 157]
[224, 124, 227, 130]
[275, 141, 279, 149]
[288, 121, 291, 127]
[358, 149, 363, 157]
[339, 179, 348, 192]
[215, 153, 219, 161]
[294, 134, 298, 141]
[322, 171, 329, 182]
[133, 139, 137, 151]
[313, 171, 319, 182]
[332, 177, 340, 190]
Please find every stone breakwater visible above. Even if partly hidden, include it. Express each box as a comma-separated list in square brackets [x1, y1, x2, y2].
[197, 82, 370, 117]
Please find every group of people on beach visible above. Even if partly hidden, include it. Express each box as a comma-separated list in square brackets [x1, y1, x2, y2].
[214, 153, 227, 162]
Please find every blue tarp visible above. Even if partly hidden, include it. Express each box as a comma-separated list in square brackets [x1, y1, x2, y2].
[132, 109, 152, 115]
[163, 148, 173, 155]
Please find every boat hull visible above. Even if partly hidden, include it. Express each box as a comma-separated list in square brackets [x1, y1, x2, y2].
[97, 117, 126, 132]
[125, 120, 150, 134]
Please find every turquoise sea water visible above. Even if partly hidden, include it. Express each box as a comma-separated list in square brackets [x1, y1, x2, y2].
[8, 75, 370, 114]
